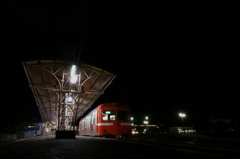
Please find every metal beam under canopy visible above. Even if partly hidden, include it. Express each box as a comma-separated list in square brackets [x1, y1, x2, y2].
[22, 60, 116, 130]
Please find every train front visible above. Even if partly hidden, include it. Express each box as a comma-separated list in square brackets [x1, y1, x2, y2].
[98, 103, 132, 137]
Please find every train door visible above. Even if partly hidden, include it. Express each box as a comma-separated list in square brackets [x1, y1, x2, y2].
[117, 109, 131, 137]
[116, 115, 119, 137]
[84, 119, 86, 134]
[96, 111, 98, 135]
[79, 121, 82, 135]
[90, 114, 93, 135]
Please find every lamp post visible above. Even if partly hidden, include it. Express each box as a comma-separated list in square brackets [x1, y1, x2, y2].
[179, 113, 186, 133]
[143, 116, 149, 134]
[131, 117, 134, 125]
[143, 116, 149, 124]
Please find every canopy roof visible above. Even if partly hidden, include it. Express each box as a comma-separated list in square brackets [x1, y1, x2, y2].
[22, 60, 116, 124]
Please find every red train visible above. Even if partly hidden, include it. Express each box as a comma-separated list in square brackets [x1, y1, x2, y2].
[78, 103, 132, 138]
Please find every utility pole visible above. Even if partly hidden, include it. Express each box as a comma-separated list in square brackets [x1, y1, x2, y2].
[179, 113, 186, 134]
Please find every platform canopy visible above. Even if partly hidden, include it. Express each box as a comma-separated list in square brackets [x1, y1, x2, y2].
[22, 60, 116, 129]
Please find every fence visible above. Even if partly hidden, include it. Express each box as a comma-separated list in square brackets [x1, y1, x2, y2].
[0, 133, 17, 140]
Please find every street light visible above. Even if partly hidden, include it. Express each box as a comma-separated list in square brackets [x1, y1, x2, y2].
[143, 120, 148, 124]
[179, 113, 186, 133]
[131, 117, 134, 125]
[144, 116, 149, 124]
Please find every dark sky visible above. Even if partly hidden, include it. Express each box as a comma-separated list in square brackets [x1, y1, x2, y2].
[1, 1, 225, 131]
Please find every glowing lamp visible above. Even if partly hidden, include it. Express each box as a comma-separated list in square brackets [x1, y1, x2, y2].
[67, 96, 73, 102]
[70, 75, 77, 83]
[179, 113, 186, 117]
[70, 65, 76, 76]
[70, 65, 77, 83]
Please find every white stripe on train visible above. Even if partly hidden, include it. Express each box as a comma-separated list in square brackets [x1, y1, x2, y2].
[96, 123, 113, 126]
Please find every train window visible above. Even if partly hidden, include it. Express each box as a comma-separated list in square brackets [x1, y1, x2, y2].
[91, 114, 95, 125]
[102, 110, 115, 121]
[87, 118, 90, 127]
[110, 115, 115, 120]
[93, 113, 96, 124]
[103, 114, 108, 120]
[118, 111, 129, 121]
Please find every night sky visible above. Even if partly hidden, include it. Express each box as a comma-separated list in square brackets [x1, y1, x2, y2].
[1, 1, 225, 131]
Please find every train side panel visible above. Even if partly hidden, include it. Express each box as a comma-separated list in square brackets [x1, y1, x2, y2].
[79, 108, 99, 136]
